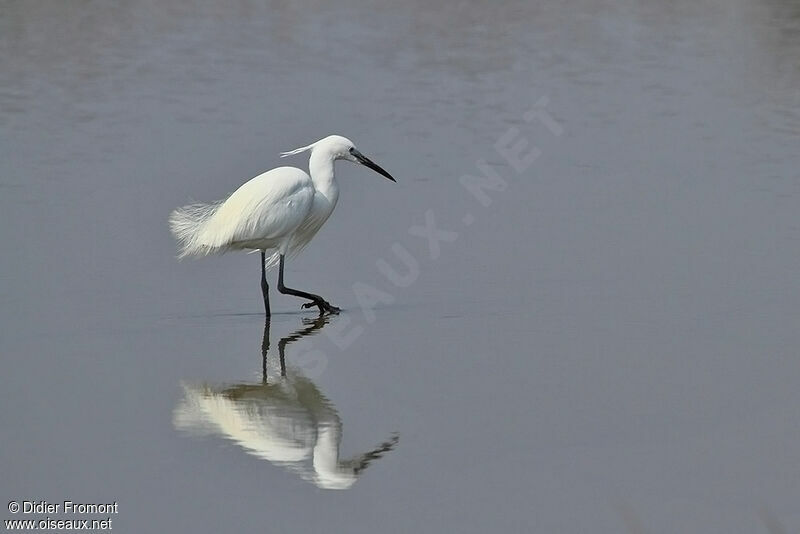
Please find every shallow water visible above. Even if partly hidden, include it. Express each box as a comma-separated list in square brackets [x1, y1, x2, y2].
[1, 0, 799, 532]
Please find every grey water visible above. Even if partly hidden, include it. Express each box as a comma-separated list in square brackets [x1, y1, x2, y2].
[1, 0, 799, 532]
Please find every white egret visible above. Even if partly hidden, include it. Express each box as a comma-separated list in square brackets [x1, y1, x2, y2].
[169, 135, 395, 315]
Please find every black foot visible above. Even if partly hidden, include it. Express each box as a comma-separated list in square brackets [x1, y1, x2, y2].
[301, 299, 340, 314]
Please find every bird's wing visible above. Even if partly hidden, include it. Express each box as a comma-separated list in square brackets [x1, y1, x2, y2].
[195, 167, 314, 251]
[260, 191, 334, 269]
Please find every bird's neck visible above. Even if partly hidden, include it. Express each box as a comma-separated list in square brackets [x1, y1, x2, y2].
[313, 426, 347, 474]
[308, 151, 338, 199]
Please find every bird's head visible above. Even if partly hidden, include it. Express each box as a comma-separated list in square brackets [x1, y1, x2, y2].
[281, 135, 396, 182]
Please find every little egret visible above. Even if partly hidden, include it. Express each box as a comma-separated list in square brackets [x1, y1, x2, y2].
[169, 135, 395, 315]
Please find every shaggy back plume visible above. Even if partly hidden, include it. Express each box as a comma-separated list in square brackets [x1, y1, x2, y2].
[168, 200, 225, 258]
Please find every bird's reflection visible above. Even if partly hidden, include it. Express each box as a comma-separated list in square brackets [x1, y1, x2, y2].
[173, 315, 398, 490]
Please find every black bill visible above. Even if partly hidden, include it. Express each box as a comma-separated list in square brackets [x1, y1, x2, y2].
[350, 148, 396, 182]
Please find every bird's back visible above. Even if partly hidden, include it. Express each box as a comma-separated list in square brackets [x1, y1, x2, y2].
[170, 166, 315, 257]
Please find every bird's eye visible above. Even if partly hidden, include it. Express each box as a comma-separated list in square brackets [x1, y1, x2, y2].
[348, 147, 356, 154]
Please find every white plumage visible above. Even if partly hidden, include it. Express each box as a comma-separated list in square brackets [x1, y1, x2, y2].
[170, 166, 316, 267]
[168, 134, 395, 314]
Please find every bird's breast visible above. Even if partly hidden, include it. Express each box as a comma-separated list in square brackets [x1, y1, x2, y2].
[310, 186, 339, 221]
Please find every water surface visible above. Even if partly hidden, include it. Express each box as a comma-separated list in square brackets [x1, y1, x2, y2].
[1, 1, 799, 532]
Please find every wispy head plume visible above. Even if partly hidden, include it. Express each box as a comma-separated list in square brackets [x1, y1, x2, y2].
[280, 141, 318, 158]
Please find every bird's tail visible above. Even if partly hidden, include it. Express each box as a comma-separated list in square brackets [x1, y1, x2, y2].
[168, 200, 225, 258]
[172, 382, 218, 436]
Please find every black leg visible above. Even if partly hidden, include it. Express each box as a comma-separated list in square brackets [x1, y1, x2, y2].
[262, 313, 328, 382]
[260, 250, 271, 316]
[277, 254, 339, 314]
[261, 317, 270, 383]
